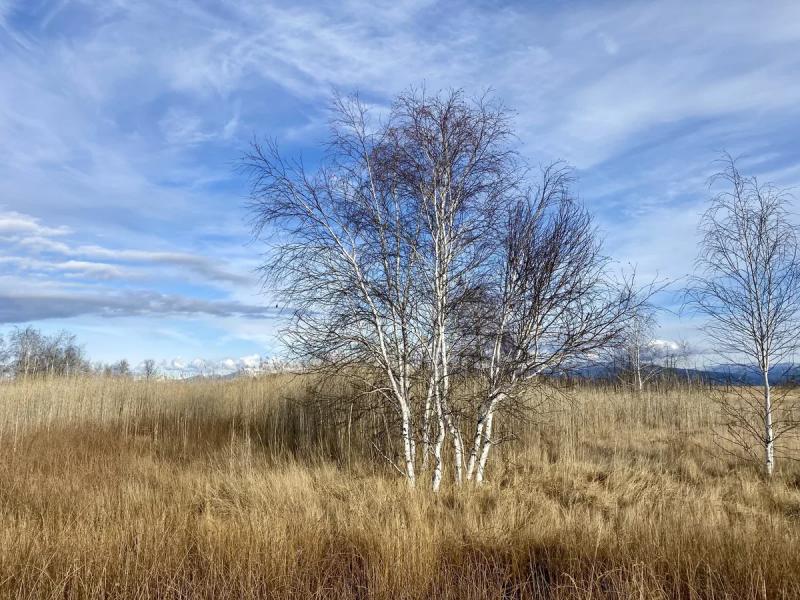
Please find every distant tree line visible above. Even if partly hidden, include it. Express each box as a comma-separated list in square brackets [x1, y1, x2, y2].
[0, 326, 90, 377]
[0, 326, 153, 379]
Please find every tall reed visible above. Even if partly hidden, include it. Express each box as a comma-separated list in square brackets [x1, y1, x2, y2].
[0, 375, 798, 598]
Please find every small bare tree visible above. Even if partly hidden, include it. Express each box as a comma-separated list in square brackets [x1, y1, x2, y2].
[142, 359, 158, 380]
[688, 155, 800, 476]
[114, 359, 131, 378]
[615, 303, 659, 392]
[650, 338, 703, 388]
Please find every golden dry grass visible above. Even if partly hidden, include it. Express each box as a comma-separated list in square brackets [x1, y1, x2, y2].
[0, 375, 799, 599]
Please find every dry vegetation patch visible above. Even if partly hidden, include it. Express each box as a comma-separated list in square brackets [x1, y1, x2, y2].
[0, 376, 798, 598]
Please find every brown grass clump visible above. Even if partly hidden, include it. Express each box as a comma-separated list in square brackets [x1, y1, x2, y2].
[0, 375, 798, 599]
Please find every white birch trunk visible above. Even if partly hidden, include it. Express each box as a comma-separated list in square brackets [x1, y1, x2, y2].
[431, 382, 446, 491]
[438, 326, 464, 484]
[475, 391, 507, 483]
[446, 412, 464, 485]
[763, 369, 774, 477]
[635, 345, 643, 393]
[475, 408, 496, 484]
[465, 413, 484, 481]
[400, 401, 416, 487]
[465, 394, 498, 481]
[421, 373, 435, 470]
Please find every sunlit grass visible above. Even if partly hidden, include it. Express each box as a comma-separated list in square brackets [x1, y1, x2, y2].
[0, 375, 798, 598]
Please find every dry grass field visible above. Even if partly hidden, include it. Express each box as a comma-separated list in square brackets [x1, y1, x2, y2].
[0, 375, 799, 599]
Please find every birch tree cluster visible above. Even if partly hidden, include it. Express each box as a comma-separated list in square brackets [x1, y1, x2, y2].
[244, 89, 648, 489]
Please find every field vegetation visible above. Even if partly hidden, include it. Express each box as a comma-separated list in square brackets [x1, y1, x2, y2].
[1, 374, 799, 599]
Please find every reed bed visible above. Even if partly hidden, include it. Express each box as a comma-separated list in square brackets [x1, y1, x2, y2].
[0, 375, 798, 599]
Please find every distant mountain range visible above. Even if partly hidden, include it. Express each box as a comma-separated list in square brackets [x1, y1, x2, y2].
[576, 362, 800, 385]
[701, 363, 800, 385]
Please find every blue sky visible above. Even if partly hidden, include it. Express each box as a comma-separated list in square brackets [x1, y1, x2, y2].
[2, 0, 800, 373]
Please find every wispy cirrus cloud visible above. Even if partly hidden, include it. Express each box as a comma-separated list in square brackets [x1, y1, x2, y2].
[2, 209, 254, 285]
[0, 256, 131, 280]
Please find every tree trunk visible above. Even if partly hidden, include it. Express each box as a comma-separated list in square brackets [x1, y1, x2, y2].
[763, 369, 775, 477]
[431, 383, 446, 491]
[400, 402, 416, 487]
[420, 373, 435, 471]
[436, 300, 463, 484]
[467, 392, 505, 484]
[475, 409, 496, 484]
[634, 345, 643, 392]
[447, 415, 464, 484]
[636, 359, 643, 392]
[465, 411, 485, 481]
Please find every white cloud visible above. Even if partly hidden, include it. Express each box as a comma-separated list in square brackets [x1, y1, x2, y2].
[650, 339, 679, 352]
[0, 210, 70, 237]
[153, 353, 292, 377]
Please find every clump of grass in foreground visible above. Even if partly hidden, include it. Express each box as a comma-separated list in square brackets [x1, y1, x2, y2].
[0, 376, 798, 599]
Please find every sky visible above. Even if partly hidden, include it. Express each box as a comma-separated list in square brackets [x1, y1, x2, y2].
[2, 0, 800, 374]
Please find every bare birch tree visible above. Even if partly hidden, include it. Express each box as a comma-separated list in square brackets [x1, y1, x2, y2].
[688, 155, 800, 477]
[615, 303, 659, 392]
[245, 88, 649, 488]
[244, 94, 426, 486]
[382, 89, 520, 489]
[453, 166, 647, 482]
[142, 359, 158, 380]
